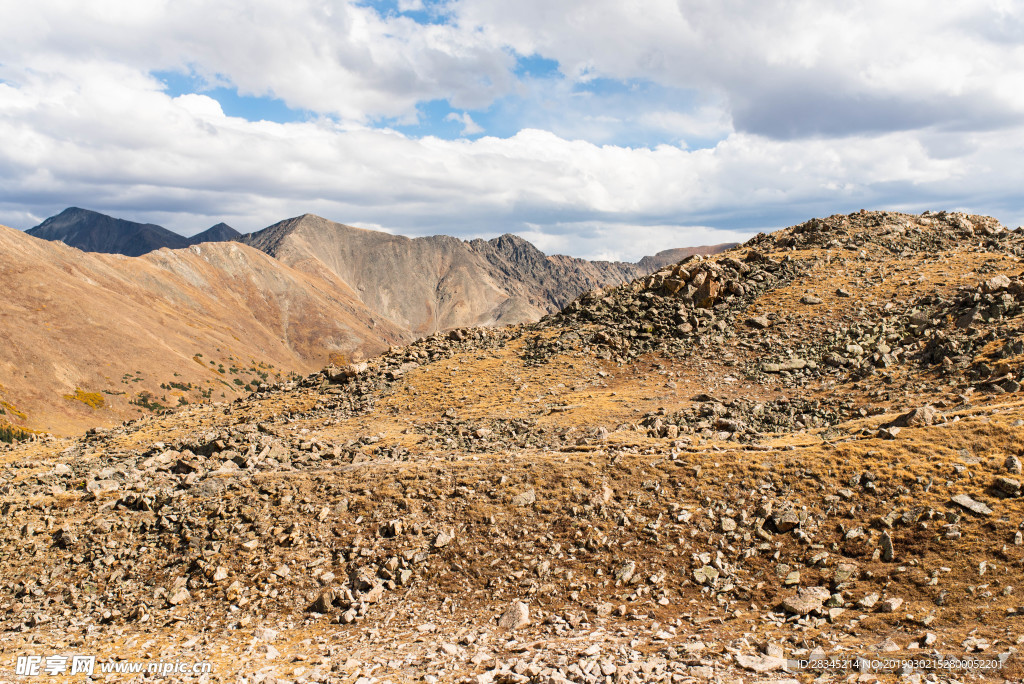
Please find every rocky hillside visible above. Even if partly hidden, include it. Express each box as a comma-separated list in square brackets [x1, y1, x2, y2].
[2, 215, 728, 434]
[0, 224, 408, 435]
[242, 214, 733, 333]
[2, 209, 1021, 682]
[27, 208, 241, 256]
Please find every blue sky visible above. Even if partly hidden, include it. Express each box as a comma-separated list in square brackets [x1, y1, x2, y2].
[0, 0, 1022, 260]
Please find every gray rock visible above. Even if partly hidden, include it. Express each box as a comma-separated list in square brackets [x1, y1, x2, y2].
[879, 597, 904, 613]
[693, 565, 719, 585]
[992, 477, 1021, 498]
[951, 494, 993, 516]
[887, 406, 936, 428]
[614, 561, 636, 584]
[511, 489, 536, 506]
[781, 586, 830, 615]
[881, 532, 895, 562]
[735, 654, 787, 673]
[497, 601, 530, 631]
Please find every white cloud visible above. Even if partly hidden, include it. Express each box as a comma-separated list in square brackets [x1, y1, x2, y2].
[1, 0, 1023, 258]
[0, 0, 516, 122]
[444, 111, 484, 136]
[3, 58, 1024, 260]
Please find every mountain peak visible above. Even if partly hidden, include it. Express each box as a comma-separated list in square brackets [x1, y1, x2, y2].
[28, 208, 241, 256]
[188, 222, 241, 245]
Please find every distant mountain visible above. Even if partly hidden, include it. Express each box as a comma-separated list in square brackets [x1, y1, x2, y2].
[188, 222, 241, 245]
[27, 208, 239, 256]
[5, 210, 738, 433]
[636, 244, 738, 272]
[27, 207, 188, 256]
[242, 214, 670, 333]
[0, 223, 408, 435]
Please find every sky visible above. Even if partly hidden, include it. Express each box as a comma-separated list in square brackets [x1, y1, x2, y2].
[1, 0, 1023, 261]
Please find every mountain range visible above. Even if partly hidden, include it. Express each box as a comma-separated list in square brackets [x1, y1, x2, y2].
[27, 207, 241, 256]
[2, 208, 735, 433]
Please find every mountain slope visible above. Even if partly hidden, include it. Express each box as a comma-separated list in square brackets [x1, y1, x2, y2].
[0, 224, 407, 435]
[27, 208, 241, 256]
[242, 214, 731, 334]
[1, 210, 1022, 681]
[27, 207, 190, 256]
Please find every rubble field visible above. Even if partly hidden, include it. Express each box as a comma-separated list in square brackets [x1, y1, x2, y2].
[1, 210, 1023, 683]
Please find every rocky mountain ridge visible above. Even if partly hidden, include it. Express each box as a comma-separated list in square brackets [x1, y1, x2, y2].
[2, 213, 730, 434]
[27, 207, 241, 256]
[241, 214, 732, 334]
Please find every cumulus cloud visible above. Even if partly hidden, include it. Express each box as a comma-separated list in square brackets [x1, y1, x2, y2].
[444, 111, 484, 136]
[0, 0, 1022, 259]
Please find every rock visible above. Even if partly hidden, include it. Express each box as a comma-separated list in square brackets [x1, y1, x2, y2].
[993, 477, 1021, 498]
[983, 274, 1011, 293]
[781, 587, 830, 615]
[167, 588, 191, 606]
[256, 627, 279, 642]
[877, 426, 901, 440]
[614, 561, 636, 584]
[693, 565, 719, 585]
[951, 494, 993, 516]
[1006, 455, 1023, 475]
[833, 562, 859, 584]
[880, 532, 895, 562]
[886, 406, 936, 428]
[763, 359, 808, 373]
[361, 583, 385, 604]
[859, 593, 880, 610]
[511, 489, 536, 506]
[735, 654, 787, 673]
[800, 295, 822, 305]
[879, 597, 904, 613]
[746, 316, 771, 329]
[309, 590, 335, 613]
[85, 479, 119, 494]
[326, 362, 368, 382]
[772, 510, 801, 533]
[225, 581, 243, 601]
[382, 519, 404, 537]
[434, 530, 455, 548]
[212, 566, 229, 582]
[720, 516, 737, 532]
[497, 601, 530, 631]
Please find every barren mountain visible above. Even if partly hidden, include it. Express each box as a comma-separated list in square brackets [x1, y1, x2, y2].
[26, 208, 241, 256]
[635, 243, 739, 272]
[0, 224, 408, 435]
[2, 215, 727, 434]
[3, 210, 1022, 682]
[188, 221, 242, 245]
[242, 214, 732, 334]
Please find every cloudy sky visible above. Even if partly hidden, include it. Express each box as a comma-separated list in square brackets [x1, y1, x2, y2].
[1, 0, 1022, 260]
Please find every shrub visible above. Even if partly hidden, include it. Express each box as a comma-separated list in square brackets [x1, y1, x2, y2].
[63, 389, 105, 409]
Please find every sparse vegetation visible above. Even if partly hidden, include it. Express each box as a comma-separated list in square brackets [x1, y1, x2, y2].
[0, 423, 32, 443]
[62, 388, 105, 409]
[129, 391, 165, 412]
[0, 400, 27, 420]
